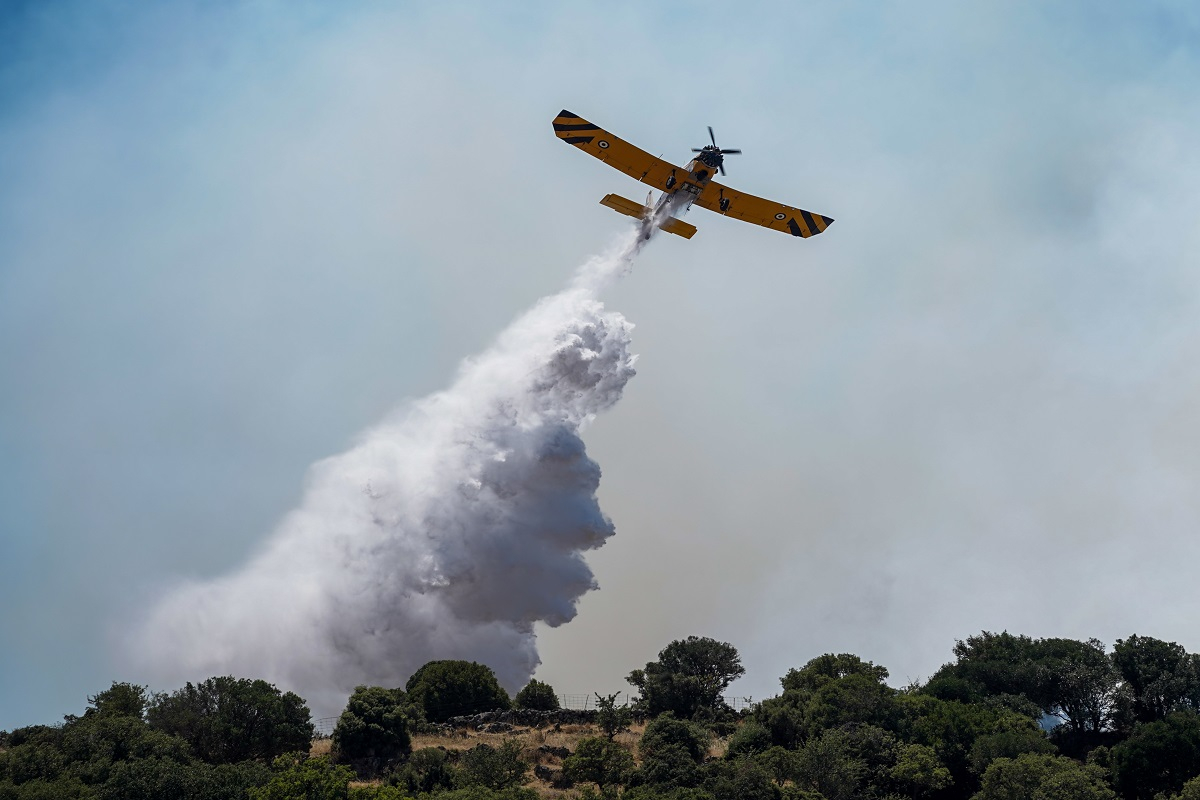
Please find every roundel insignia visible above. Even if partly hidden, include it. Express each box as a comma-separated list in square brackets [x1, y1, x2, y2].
[598, 140, 610, 149]
[774, 212, 787, 221]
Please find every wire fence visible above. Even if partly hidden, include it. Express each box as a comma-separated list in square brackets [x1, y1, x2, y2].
[312, 693, 758, 738]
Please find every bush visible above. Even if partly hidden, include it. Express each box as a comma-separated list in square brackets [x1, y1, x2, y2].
[974, 753, 1116, 800]
[391, 747, 456, 794]
[457, 741, 528, 791]
[332, 686, 412, 774]
[640, 715, 711, 764]
[513, 681, 559, 712]
[249, 755, 353, 800]
[562, 737, 635, 791]
[147, 677, 313, 764]
[405, 661, 511, 723]
[1111, 710, 1200, 799]
[725, 721, 773, 760]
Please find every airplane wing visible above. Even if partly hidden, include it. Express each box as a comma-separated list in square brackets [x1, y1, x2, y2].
[695, 180, 834, 238]
[553, 110, 682, 193]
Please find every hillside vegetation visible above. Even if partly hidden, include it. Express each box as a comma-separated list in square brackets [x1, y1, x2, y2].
[4, 632, 1200, 800]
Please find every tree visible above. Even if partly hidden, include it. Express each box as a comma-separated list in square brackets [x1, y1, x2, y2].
[593, 693, 631, 741]
[1111, 710, 1200, 799]
[86, 683, 149, 720]
[639, 715, 711, 764]
[701, 757, 781, 800]
[725, 722, 773, 760]
[331, 686, 412, 774]
[513, 680, 559, 712]
[791, 728, 866, 800]
[890, 743, 952, 798]
[392, 747, 457, 795]
[781, 655, 889, 693]
[1036, 638, 1119, 736]
[973, 753, 1116, 800]
[146, 677, 313, 764]
[631, 715, 711, 790]
[627, 637, 745, 719]
[926, 632, 1119, 736]
[562, 737, 634, 793]
[457, 741, 528, 791]
[405, 661, 511, 723]
[968, 728, 1056, 775]
[1112, 636, 1197, 726]
[249, 755, 353, 800]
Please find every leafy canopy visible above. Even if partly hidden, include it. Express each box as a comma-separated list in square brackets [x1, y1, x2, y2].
[405, 661, 511, 723]
[628, 637, 745, 719]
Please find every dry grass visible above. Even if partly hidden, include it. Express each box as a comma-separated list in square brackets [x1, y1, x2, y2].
[313, 720, 728, 798]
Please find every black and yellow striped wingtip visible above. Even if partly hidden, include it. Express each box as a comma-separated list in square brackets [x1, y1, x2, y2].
[553, 110, 599, 145]
[786, 212, 835, 237]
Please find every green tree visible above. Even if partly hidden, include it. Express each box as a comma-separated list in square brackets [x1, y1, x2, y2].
[1111, 710, 1200, 799]
[640, 715, 711, 764]
[562, 737, 634, 792]
[791, 728, 865, 800]
[968, 728, 1056, 775]
[631, 715, 711, 790]
[1112, 636, 1197, 726]
[457, 741, 528, 791]
[248, 755, 353, 800]
[593, 693, 631, 741]
[147, 677, 313, 764]
[781, 655, 889, 693]
[331, 686, 412, 773]
[628, 637, 745, 719]
[513, 680, 559, 712]
[725, 721, 773, 760]
[890, 743, 952, 798]
[1161, 776, 1200, 800]
[897, 693, 1036, 796]
[972, 753, 1116, 800]
[391, 747, 456, 795]
[86, 683, 149, 720]
[405, 661, 511, 723]
[701, 757, 780, 800]
[926, 632, 1119, 735]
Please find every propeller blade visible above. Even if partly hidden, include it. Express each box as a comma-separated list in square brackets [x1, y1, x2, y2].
[720, 149, 742, 154]
[708, 126, 716, 147]
[719, 164, 726, 175]
[692, 148, 704, 152]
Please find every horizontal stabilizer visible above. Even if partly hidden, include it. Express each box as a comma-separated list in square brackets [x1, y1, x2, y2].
[599, 194, 697, 239]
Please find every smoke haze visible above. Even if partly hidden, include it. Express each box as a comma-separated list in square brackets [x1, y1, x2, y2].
[132, 235, 646, 715]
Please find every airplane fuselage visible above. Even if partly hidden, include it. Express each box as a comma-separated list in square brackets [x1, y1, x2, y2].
[641, 146, 724, 236]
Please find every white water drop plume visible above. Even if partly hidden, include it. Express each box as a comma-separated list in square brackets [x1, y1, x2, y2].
[131, 228, 658, 716]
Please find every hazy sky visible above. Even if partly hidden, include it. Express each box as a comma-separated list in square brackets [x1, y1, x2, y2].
[3, 1, 1200, 728]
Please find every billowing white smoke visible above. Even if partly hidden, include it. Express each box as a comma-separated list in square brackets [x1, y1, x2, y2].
[133, 232, 649, 715]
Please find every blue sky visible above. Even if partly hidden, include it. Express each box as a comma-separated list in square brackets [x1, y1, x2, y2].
[3, 0, 1200, 727]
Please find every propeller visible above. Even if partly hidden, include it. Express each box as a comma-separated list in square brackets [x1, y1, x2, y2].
[691, 126, 741, 174]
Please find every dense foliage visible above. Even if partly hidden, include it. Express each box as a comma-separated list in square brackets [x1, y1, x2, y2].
[513, 681, 559, 712]
[146, 676, 314, 764]
[404, 661, 512, 723]
[332, 686, 414, 775]
[628, 637, 745, 719]
[6, 634, 1200, 799]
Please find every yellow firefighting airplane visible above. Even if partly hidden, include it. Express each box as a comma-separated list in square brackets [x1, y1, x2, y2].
[553, 109, 833, 241]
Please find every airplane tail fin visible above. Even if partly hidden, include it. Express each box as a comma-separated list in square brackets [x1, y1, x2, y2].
[599, 194, 697, 239]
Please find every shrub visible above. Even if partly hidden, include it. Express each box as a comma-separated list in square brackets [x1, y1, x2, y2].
[562, 737, 634, 791]
[332, 686, 412, 774]
[457, 740, 528, 791]
[405, 661, 511, 723]
[513, 681, 559, 712]
[147, 677, 313, 764]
